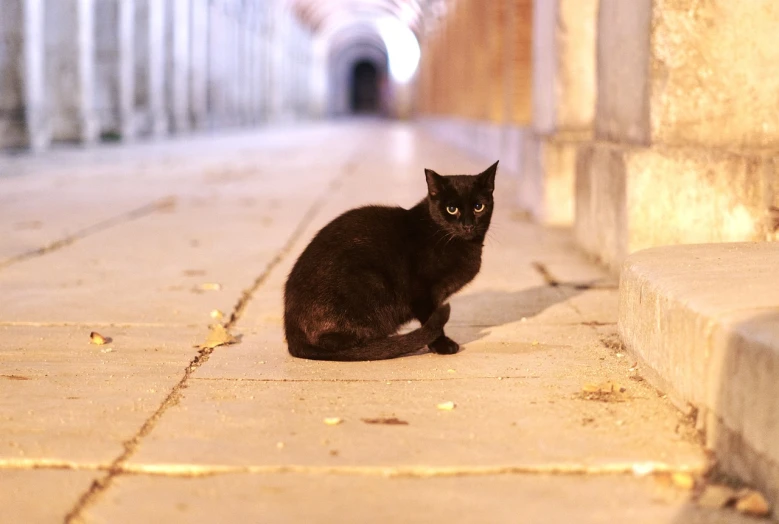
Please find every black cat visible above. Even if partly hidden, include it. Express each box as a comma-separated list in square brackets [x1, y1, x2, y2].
[284, 161, 498, 361]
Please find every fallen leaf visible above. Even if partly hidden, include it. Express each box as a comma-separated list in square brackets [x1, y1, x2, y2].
[323, 417, 343, 426]
[696, 484, 737, 509]
[735, 490, 771, 516]
[198, 282, 222, 291]
[362, 417, 409, 425]
[437, 401, 456, 411]
[89, 332, 111, 345]
[580, 381, 627, 402]
[197, 324, 238, 349]
[210, 309, 224, 320]
[671, 472, 695, 490]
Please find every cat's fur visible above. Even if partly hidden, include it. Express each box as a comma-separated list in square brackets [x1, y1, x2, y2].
[284, 161, 498, 361]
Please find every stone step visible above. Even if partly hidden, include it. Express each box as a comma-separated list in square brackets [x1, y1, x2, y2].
[618, 242, 779, 512]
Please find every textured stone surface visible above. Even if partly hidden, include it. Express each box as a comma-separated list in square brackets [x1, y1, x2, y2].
[520, 136, 577, 225]
[0, 470, 98, 523]
[619, 242, 779, 508]
[85, 473, 760, 524]
[597, 0, 779, 149]
[533, 0, 598, 137]
[575, 144, 777, 271]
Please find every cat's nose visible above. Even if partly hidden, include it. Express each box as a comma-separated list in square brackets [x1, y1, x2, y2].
[463, 225, 474, 232]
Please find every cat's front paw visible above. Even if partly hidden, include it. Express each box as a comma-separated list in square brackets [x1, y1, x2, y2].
[430, 336, 460, 355]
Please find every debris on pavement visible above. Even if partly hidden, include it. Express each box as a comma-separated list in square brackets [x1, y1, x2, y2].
[670, 472, 695, 490]
[198, 282, 222, 291]
[735, 489, 771, 517]
[579, 381, 627, 402]
[696, 484, 737, 509]
[197, 324, 239, 350]
[324, 417, 343, 426]
[437, 401, 456, 411]
[362, 417, 409, 425]
[210, 309, 224, 320]
[89, 331, 111, 345]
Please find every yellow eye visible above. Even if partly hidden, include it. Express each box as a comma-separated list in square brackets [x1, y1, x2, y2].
[474, 203, 485, 213]
[446, 205, 458, 215]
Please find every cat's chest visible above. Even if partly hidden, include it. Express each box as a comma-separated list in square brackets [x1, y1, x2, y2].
[420, 244, 482, 288]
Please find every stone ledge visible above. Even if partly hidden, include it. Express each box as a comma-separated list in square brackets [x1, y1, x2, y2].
[576, 143, 778, 272]
[618, 242, 779, 511]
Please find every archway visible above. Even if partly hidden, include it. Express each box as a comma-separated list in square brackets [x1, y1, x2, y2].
[350, 60, 380, 114]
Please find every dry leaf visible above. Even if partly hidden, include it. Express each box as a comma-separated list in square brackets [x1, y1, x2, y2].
[323, 417, 343, 426]
[697, 484, 737, 509]
[670, 472, 695, 490]
[89, 332, 111, 345]
[198, 324, 238, 349]
[437, 401, 456, 411]
[735, 490, 770, 516]
[580, 381, 627, 402]
[210, 309, 224, 320]
[362, 417, 409, 425]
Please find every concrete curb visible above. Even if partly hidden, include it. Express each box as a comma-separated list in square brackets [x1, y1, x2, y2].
[618, 242, 779, 512]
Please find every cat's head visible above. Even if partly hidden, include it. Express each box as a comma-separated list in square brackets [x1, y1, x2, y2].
[424, 161, 498, 241]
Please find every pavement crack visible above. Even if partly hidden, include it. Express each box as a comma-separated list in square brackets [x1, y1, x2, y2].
[0, 196, 176, 270]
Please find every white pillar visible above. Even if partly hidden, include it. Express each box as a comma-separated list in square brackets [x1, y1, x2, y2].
[148, 0, 166, 136]
[169, 0, 191, 132]
[24, 0, 49, 150]
[118, 0, 135, 140]
[45, 0, 98, 144]
[189, 0, 209, 129]
[0, 0, 49, 151]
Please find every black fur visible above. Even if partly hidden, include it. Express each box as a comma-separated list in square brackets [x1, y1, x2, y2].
[284, 161, 498, 361]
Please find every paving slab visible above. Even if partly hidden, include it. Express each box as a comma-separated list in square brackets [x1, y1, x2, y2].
[128, 369, 702, 469]
[84, 472, 757, 524]
[0, 470, 98, 524]
[619, 242, 779, 510]
[0, 325, 200, 463]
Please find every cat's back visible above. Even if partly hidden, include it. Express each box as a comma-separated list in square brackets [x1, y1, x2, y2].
[303, 204, 410, 255]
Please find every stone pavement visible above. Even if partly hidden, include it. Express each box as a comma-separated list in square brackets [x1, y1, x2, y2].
[0, 122, 763, 523]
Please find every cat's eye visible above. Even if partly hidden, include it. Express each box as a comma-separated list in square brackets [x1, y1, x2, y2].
[446, 205, 458, 215]
[474, 203, 485, 213]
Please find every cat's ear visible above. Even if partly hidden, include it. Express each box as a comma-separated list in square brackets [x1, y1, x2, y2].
[425, 168, 444, 197]
[479, 161, 499, 193]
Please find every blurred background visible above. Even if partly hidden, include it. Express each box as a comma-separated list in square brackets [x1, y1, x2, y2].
[0, 0, 777, 266]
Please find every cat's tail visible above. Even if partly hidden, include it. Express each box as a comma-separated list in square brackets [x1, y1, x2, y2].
[288, 304, 451, 362]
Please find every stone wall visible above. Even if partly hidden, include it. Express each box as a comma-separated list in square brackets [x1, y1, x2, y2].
[577, 0, 779, 271]
[0, 0, 314, 151]
[418, 0, 778, 265]
[415, 0, 532, 183]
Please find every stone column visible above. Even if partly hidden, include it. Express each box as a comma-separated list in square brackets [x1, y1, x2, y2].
[45, 0, 98, 144]
[189, 0, 208, 129]
[94, 0, 135, 142]
[147, 0, 166, 136]
[167, 0, 191, 133]
[0, 0, 49, 151]
[576, 0, 779, 271]
[521, 0, 598, 226]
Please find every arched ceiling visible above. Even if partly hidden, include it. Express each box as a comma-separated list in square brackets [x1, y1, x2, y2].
[290, 0, 428, 35]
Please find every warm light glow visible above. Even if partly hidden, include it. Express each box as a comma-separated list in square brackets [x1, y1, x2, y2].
[377, 18, 421, 83]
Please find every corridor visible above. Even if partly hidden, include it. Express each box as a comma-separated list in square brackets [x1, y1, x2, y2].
[0, 122, 749, 523]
